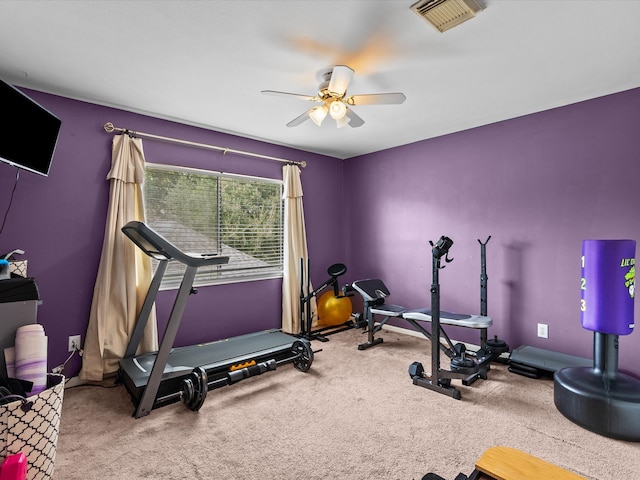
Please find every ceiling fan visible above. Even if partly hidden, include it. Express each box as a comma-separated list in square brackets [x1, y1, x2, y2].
[262, 65, 406, 128]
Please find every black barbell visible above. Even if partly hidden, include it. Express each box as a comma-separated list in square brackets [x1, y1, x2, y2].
[180, 340, 314, 411]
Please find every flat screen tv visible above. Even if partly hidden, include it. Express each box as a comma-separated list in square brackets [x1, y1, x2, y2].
[0, 78, 61, 176]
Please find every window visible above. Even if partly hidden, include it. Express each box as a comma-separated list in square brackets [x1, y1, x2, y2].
[143, 163, 284, 289]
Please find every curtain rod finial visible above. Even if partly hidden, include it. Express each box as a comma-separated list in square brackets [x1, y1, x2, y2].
[104, 122, 115, 133]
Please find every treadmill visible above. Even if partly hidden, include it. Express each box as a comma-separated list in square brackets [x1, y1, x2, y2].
[118, 221, 313, 418]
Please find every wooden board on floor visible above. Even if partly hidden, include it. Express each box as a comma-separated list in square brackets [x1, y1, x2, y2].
[475, 446, 586, 480]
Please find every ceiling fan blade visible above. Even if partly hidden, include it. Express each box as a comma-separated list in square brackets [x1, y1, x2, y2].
[347, 93, 406, 106]
[327, 65, 354, 97]
[345, 108, 365, 128]
[262, 90, 317, 102]
[286, 109, 312, 127]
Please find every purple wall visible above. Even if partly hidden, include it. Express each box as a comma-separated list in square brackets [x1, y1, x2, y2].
[1, 85, 638, 378]
[343, 87, 640, 375]
[0, 90, 343, 376]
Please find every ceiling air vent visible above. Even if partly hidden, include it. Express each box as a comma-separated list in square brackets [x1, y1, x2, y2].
[410, 0, 483, 32]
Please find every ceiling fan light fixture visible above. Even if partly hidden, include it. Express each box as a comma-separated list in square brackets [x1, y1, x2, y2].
[329, 99, 347, 120]
[264, 64, 405, 129]
[309, 105, 328, 126]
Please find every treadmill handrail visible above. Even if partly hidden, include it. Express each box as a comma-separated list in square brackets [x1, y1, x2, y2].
[122, 221, 230, 268]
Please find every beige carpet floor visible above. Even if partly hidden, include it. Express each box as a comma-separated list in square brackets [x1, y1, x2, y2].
[53, 328, 640, 479]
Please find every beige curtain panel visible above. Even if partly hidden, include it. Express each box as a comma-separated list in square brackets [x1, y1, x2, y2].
[281, 164, 313, 334]
[80, 134, 158, 381]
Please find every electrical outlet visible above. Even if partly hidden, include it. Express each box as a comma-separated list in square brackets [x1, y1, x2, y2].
[68, 335, 81, 352]
[537, 323, 548, 339]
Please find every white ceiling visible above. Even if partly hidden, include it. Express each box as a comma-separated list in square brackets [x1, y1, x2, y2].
[1, 1, 639, 159]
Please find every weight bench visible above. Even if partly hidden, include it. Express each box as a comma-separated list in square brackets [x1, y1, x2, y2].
[351, 278, 496, 386]
[351, 278, 407, 351]
[352, 236, 508, 399]
[351, 278, 493, 350]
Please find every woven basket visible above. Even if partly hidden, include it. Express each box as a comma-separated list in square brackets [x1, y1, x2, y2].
[9, 260, 28, 278]
[0, 374, 64, 480]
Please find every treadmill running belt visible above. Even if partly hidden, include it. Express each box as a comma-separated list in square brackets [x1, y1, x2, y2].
[120, 329, 295, 390]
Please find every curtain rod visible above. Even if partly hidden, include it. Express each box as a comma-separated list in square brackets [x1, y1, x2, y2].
[103, 122, 306, 168]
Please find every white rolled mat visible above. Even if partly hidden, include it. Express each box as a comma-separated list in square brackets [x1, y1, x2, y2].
[15, 324, 48, 395]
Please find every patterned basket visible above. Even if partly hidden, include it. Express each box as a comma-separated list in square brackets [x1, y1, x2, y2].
[9, 260, 28, 278]
[0, 374, 64, 480]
